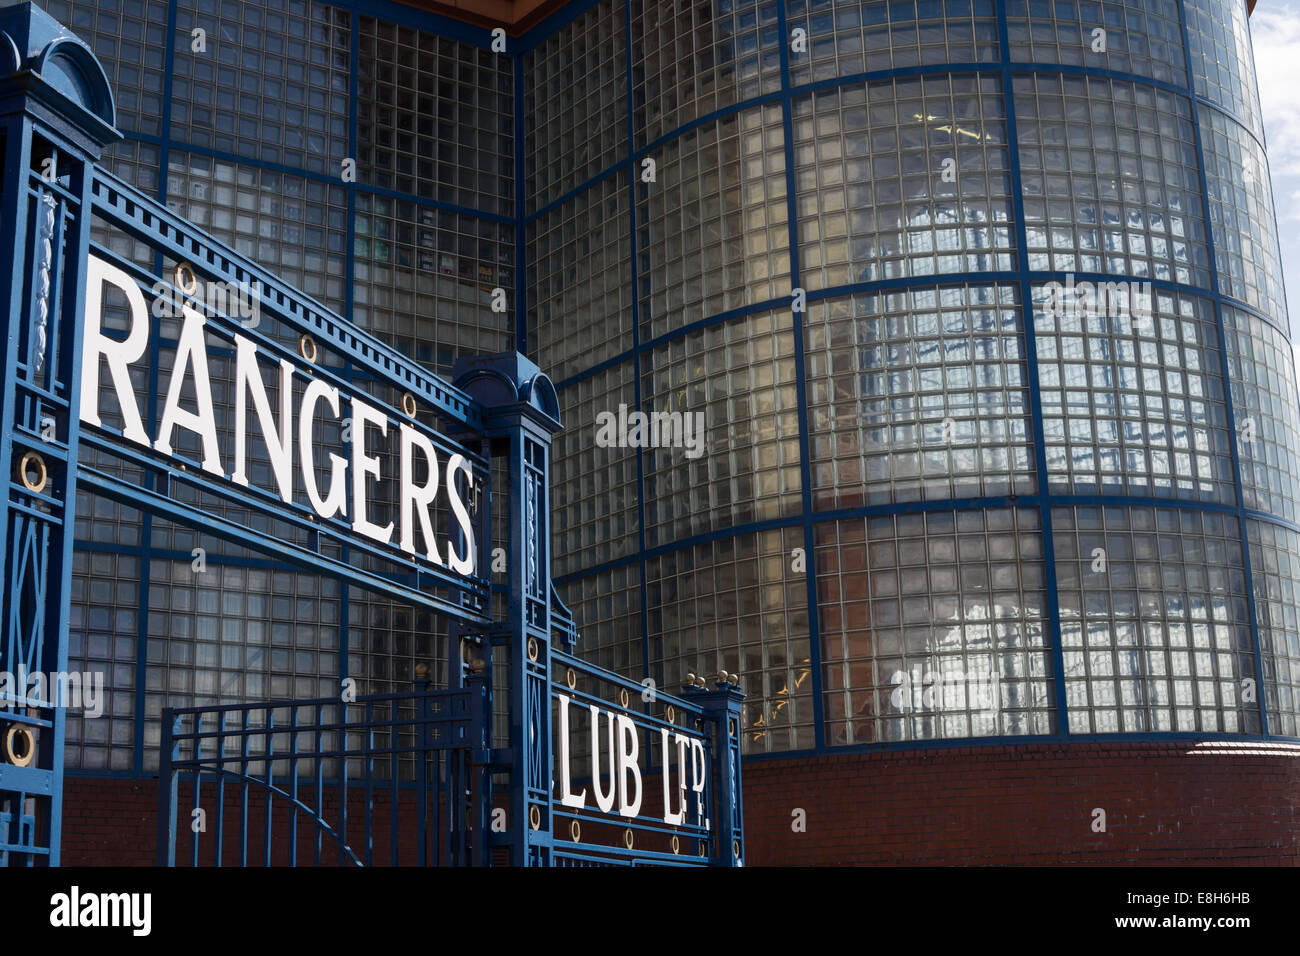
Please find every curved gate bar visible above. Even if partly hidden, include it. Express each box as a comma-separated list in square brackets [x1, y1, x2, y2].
[164, 764, 364, 867]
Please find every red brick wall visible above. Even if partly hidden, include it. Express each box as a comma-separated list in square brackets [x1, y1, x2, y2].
[744, 740, 1300, 865]
[62, 739, 1300, 865]
[63, 779, 158, 866]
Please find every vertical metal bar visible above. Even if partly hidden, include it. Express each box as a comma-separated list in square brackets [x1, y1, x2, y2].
[388, 700, 399, 866]
[363, 699, 374, 866]
[288, 705, 298, 867]
[314, 702, 324, 867]
[434, 730, 443, 867]
[155, 709, 178, 866]
[469, 673, 488, 867]
[214, 710, 225, 867]
[338, 699, 349, 866]
[622, 0, 653, 733]
[239, 708, 249, 867]
[996, 0, 1068, 737]
[775, 0, 827, 753]
[190, 712, 202, 867]
[263, 708, 275, 865]
[450, 750, 462, 867]
[416, 689, 428, 866]
[514, 41, 527, 355]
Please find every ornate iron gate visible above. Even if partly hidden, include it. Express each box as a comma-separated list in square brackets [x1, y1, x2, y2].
[157, 677, 489, 866]
[0, 2, 744, 867]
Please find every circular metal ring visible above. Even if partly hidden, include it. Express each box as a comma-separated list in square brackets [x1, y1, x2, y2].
[528, 805, 541, 830]
[666, 705, 675, 724]
[526, 637, 538, 662]
[623, 828, 634, 850]
[3, 725, 34, 767]
[569, 819, 581, 843]
[671, 834, 680, 855]
[18, 451, 47, 494]
[699, 843, 707, 858]
[733, 839, 741, 859]
[729, 717, 738, 737]
[618, 688, 629, 709]
[401, 392, 417, 417]
[298, 334, 318, 363]
[173, 262, 198, 296]
[565, 668, 576, 690]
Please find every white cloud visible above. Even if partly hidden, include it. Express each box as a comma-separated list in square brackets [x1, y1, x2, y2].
[1282, 188, 1300, 222]
[1252, 5, 1300, 177]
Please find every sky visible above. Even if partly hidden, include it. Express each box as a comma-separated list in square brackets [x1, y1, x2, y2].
[1251, 3, 1300, 327]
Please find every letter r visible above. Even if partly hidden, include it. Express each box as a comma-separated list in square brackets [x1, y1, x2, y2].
[80, 255, 150, 445]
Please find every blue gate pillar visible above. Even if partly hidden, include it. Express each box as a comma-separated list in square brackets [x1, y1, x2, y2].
[452, 353, 561, 866]
[684, 676, 746, 866]
[0, 2, 119, 866]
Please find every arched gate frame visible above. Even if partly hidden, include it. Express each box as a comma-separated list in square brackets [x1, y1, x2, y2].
[0, 2, 743, 867]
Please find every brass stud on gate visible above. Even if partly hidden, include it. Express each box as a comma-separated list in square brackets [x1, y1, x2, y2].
[3, 725, 34, 767]
[526, 637, 538, 662]
[618, 688, 629, 709]
[671, 834, 680, 855]
[528, 805, 541, 830]
[569, 819, 581, 843]
[623, 828, 634, 850]
[298, 333, 318, 363]
[565, 667, 576, 690]
[173, 261, 198, 296]
[17, 451, 46, 494]
[401, 392, 417, 417]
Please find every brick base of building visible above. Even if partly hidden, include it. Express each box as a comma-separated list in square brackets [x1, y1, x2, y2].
[61, 739, 1300, 865]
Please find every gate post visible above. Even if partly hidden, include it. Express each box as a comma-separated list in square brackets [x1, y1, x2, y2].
[0, 2, 120, 866]
[685, 677, 746, 867]
[453, 354, 561, 867]
[155, 710, 178, 866]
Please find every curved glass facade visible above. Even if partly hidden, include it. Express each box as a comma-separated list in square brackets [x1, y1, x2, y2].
[527, 0, 1298, 755]
[44, 0, 1300, 773]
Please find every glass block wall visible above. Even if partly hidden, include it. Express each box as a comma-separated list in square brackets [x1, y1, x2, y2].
[527, 0, 1298, 756]
[46, 0, 1300, 774]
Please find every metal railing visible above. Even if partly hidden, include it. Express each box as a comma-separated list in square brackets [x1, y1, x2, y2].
[157, 678, 488, 866]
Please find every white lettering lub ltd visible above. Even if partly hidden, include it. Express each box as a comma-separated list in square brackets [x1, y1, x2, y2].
[554, 694, 708, 826]
[79, 256, 476, 576]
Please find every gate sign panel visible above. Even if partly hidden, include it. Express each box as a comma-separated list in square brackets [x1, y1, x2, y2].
[81, 254, 481, 577]
[548, 649, 744, 866]
[76, 251, 488, 622]
[0, 1, 743, 868]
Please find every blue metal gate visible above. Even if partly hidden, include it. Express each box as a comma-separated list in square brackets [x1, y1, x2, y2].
[156, 677, 489, 867]
[0, 2, 744, 867]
